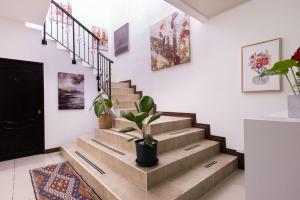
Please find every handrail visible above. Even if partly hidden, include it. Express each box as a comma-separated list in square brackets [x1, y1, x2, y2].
[50, 0, 99, 41]
[42, 0, 113, 99]
[98, 52, 114, 64]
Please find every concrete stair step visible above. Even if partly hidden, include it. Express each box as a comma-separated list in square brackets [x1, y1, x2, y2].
[113, 116, 192, 135]
[78, 135, 219, 190]
[111, 82, 130, 88]
[61, 144, 237, 200]
[111, 87, 134, 95]
[95, 127, 205, 154]
[112, 94, 140, 101]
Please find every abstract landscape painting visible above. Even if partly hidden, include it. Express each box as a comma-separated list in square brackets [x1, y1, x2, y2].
[58, 72, 84, 110]
[114, 23, 129, 56]
[150, 12, 190, 71]
[242, 38, 281, 92]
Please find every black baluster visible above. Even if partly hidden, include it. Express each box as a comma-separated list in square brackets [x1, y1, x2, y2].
[109, 61, 112, 99]
[56, 7, 58, 40]
[51, 3, 53, 36]
[67, 16, 69, 49]
[88, 34, 90, 65]
[72, 21, 76, 64]
[42, 22, 47, 45]
[83, 30, 86, 61]
[97, 40, 100, 91]
[78, 26, 81, 58]
[61, 11, 64, 45]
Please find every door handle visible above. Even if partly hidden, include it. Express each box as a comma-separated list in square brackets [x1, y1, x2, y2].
[37, 109, 42, 115]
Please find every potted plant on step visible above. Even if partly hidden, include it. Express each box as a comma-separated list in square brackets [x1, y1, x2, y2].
[119, 96, 162, 167]
[91, 93, 113, 129]
[261, 46, 300, 118]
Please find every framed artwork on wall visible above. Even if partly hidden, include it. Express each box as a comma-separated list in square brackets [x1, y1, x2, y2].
[150, 12, 190, 71]
[241, 38, 282, 92]
[58, 72, 84, 110]
[92, 26, 109, 51]
[114, 23, 129, 56]
[49, 1, 73, 26]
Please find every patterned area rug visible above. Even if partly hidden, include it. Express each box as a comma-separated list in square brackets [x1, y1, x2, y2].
[30, 161, 101, 200]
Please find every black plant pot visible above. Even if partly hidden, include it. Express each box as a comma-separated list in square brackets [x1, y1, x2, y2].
[135, 139, 159, 167]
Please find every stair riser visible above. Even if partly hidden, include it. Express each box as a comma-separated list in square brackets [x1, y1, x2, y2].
[178, 160, 238, 200]
[147, 144, 220, 188]
[95, 129, 136, 154]
[95, 129, 205, 154]
[113, 118, 192, 135]
[111, 83, 130, 88]
[78, 137, 148, 190]
[114, 101, 136, 109]
[61, 148, 120, 200]
[78, 137, 219, 190]
[112, 95, 140, 101]
[111, 88, 134, 95]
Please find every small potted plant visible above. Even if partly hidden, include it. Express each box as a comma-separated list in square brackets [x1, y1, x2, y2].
[91, 93, 113, 129]
[261, 47, 300, 118]
[119, 96, 162, 167]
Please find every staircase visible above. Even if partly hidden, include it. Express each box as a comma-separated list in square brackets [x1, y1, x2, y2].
[61, 82, 238, 200]
[42, 0, 113, 98]
[40, 2, 238, 199]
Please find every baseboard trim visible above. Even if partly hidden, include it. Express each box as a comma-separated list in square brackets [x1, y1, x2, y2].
[44, 147, 60, 154]
[160, 112, 245, 170]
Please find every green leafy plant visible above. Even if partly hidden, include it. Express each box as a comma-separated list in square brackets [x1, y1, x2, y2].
[91, 93, 113, 117]
[119, 96, 162, 147]
[261, 47, 300, 95]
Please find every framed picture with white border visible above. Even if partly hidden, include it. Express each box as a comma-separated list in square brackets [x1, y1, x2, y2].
[241, 38, 282, 92]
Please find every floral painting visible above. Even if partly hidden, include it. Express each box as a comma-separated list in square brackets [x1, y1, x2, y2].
[92, 26, 109, 51]
[150, 12, 190, 71]
[49, 1, 73, 26]
[242, 38, 281, 92]
[58, 72, 84, 110]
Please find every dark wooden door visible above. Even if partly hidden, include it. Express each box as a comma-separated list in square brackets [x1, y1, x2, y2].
[0, 58, 44, 161]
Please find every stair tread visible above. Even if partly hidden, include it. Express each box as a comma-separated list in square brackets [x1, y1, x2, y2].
[104, 127, 204, 142]
[114, 115, 191, 125]
[79, 135, 219, 174]
[62, 144, 237, 200]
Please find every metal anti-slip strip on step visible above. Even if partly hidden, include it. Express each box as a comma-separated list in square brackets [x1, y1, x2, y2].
[185, 144, 202, 151]
[75, 151, 105, 174]
[204, 161, 218, 168]
[92, 139, 126, 156]
[169, 129, 191, 136]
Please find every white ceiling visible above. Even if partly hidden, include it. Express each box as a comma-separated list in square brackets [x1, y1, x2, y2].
[165, 0, 250, 22]
[0, 0, 51, 25]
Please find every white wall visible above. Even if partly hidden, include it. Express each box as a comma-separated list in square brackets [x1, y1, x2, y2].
[0, 17, 98, 149]
[109, 0, 300, 151]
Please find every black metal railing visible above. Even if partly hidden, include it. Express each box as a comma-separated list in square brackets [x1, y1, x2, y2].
[42, 0, 113, 98]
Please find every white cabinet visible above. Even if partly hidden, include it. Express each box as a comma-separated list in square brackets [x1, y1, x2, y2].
[244, 112, 300, 200]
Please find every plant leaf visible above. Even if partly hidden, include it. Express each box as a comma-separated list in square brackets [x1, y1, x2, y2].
[94, 103, 104, 117]
[144, 134, 154, 147]
[135, 112, 149, 123]
[134, 101, 140, 113]
[103, 99, 113, 109]
[119, 127, 137, 133]
[261, 59, 297, 76]
[147, 112, 162, 125]
[127, 137, 140, 142]
[121, 111, 135, 122]
[139, 96, 154, 113]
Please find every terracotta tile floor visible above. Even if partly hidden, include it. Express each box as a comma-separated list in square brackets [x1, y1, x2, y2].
[0, 152, 245, 200]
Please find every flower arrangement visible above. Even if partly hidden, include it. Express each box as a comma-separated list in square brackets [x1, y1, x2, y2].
[249, 50, 272, 75]
[261, 47, 300, 95]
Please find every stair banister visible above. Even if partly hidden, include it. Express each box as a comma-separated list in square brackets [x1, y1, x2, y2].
[42, 0, 113, 99]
